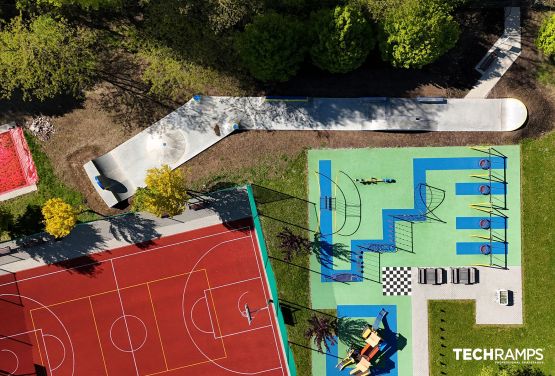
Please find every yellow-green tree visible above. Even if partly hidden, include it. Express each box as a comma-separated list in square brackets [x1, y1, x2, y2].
[132, 165, 188, 217]
[41, 198, 77, 238]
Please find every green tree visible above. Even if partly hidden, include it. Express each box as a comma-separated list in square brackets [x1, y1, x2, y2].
[236, 12, 306, 82]
[309, 5, 374, 74]
[37, 0, 120, 9]
[0, 15, 97, 101]
[378, 0, 460, 69]
[537, 14, 555, 58]
[138, 45, 244, 101]
[41, 198, 77, 238]
[206, 0, 264, 33]
[131, 165, 189, 217]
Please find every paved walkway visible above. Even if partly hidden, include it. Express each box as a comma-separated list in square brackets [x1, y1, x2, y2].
[466, 7, 522, 98]
[0, 188, 251, 275]
[85, 96, 528, 207]
[411, 266, 523, 376]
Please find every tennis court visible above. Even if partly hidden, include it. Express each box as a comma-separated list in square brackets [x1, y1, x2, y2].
[0, 220, 288, 375]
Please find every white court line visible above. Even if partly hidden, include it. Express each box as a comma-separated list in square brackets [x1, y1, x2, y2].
[248, 233, 287, 375]
[0, 329, 40, 340]
[238, 292, 249, 318]
[43, 333, 66, 371]
[109, 315, 148, 353]
[206, 276, 262, 291]
[201, 290, 217, 338]
[215, 325, 274, 340]
[1, 294, 75, 376]
[190, 297, 214, 335]
[182, 236, 286, 374]
[1, 349, 19, 375]
[39, 329, 53, 376]
[0, 227, 253, 288]
[109, 260, 139, 376]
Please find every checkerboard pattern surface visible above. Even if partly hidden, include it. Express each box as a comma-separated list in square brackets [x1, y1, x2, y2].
[382, 267, 412, 296]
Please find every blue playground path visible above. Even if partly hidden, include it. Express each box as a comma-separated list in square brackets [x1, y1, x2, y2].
[318, 156, 508, 282]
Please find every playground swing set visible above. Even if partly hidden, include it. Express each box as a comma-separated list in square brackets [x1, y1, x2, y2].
[336, 309, 388, 375]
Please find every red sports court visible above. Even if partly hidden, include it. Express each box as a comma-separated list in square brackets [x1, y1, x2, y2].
[0, 220, 289, 375]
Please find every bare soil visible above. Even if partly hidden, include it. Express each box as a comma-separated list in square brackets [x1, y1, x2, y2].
[2, 7, 552, 216]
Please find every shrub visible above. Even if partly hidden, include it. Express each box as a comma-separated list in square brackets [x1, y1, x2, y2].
[0, 15, 97, 101]
[537, 14, 555, 58]
[309, 5, 375, 74]
[41, 198, 77, 238]
[378, 0, 460, 69]
[236, 12, 306, 82]
[132, 165, 188, 217]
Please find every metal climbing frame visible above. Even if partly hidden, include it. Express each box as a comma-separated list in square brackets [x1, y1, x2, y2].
[469, 146, 509, 269]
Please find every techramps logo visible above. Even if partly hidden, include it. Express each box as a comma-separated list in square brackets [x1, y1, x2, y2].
[453, 348, 544, 365]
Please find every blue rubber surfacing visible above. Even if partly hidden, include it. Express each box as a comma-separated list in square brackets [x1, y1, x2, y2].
[317, 156, 508, 281]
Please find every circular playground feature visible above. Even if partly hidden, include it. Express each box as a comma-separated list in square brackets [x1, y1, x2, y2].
[480, 244, 492, 255]
[479, 159, 491, 170]
[146, 129, 187, 165]
[479, 219, 491, 229]
[479, 185, 491, 195]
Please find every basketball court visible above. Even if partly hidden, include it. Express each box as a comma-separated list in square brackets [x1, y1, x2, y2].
[0, 220, 288, 375]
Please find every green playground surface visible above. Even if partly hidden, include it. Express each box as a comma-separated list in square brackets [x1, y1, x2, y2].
[306, 145, 522, 376]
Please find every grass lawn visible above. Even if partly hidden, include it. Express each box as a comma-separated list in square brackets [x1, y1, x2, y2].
[429, 133, 555, 375]
[0, 132, 99, 241]
[187, 151, 314, 375]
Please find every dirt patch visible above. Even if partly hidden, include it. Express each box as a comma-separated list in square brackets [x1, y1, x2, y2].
[39, 86, 169, 215]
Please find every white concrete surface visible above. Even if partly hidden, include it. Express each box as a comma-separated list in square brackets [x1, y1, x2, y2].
[411, 266, 523, 376]
[85, 96, 528, 207]
[466, 7, 522, 98]
[0, 184, 37, 201]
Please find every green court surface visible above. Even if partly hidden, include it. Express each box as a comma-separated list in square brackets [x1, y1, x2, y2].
[307, 146, 521, 376]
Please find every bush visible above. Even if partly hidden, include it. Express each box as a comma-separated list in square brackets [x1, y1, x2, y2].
[537, 14, 555, 58]
[0, 15, 97, 101]
[131, 165, 188, 217]
[41, 198, 77, 238]
[236, 12, 306, 82]
[138, 45, 245, 101]
[378, 0, 460, 69]
[309, 5, 375, 74]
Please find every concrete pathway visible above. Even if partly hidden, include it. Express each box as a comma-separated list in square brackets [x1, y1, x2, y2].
[84, 96, 528, 207]
[0, 188, 251, 275]
[411, 266, 523, 376]
[466, 7, 522, 98]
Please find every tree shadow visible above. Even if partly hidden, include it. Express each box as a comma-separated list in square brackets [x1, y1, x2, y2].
[106, 214, 161, 249]
[0, 91, 85, 124]
[187, 187, 253, 233]
[337, 318, 367, 348]
[12, 226, 105, 276]
[8, 205, 44, 238]
[312, 235, 353, 267]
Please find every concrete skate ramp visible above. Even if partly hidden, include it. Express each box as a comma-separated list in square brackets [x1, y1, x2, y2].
[85, 96, 527, 207]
